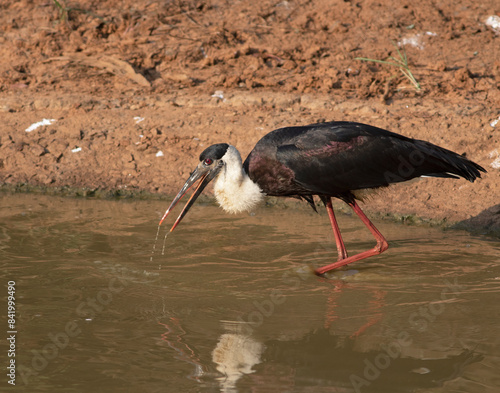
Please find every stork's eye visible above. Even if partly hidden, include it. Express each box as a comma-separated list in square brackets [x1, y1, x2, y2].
[203, 158, 213, 166]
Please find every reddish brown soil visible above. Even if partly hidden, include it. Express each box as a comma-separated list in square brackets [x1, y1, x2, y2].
[0, 0, 499, 233]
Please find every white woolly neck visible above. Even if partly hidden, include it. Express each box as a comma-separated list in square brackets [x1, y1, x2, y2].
[213, 145, 264, 213]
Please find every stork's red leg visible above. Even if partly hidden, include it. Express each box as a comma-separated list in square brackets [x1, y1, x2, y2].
[325, 198, 348, 260]
[315, 200, 389, 276]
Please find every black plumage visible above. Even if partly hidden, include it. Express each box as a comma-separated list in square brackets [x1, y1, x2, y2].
[244, 121, 484, 205]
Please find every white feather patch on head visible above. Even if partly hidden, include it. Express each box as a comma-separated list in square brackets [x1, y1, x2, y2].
[213, 145, 264, 213]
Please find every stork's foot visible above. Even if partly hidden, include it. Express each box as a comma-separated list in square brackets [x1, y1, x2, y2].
[314, 239, 389, 276]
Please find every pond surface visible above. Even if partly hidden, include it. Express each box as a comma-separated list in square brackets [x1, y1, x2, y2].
[1, 192, 500, 393]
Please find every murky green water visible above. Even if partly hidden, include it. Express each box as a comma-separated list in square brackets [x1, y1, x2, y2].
[1, 193, 500, 392]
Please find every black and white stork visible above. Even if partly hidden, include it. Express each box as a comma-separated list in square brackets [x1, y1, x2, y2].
[159, 121, 485, 275]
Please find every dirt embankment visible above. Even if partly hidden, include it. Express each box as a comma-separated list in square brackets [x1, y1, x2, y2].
[0, 0, 499, 234]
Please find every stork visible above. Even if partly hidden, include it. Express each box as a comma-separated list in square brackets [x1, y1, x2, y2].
[159, 121, 485, 275]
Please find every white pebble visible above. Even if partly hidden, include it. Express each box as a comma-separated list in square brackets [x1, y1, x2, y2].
[485, 15, 500, 33]
[25, 118, 56, 132]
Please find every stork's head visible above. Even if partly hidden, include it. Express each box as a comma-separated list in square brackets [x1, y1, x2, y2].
[159, 143, 230, 231]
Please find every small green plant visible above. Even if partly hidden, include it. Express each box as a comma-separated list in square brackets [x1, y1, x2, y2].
[52, 0, 104, 25]
[52, 0, 72, 22]
[355, 42, 421, 91]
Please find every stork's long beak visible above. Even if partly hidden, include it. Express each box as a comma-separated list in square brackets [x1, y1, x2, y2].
[159, 163, 222, 231]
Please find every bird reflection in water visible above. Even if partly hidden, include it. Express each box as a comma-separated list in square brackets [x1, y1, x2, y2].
[158, 277, 391, 391]
[212, 327, 265, 393]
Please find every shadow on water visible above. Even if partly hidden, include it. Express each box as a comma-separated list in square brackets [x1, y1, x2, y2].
[1, 192, 500, 392]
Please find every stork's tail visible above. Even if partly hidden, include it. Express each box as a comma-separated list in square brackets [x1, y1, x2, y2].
[414, 140, 486, 182]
